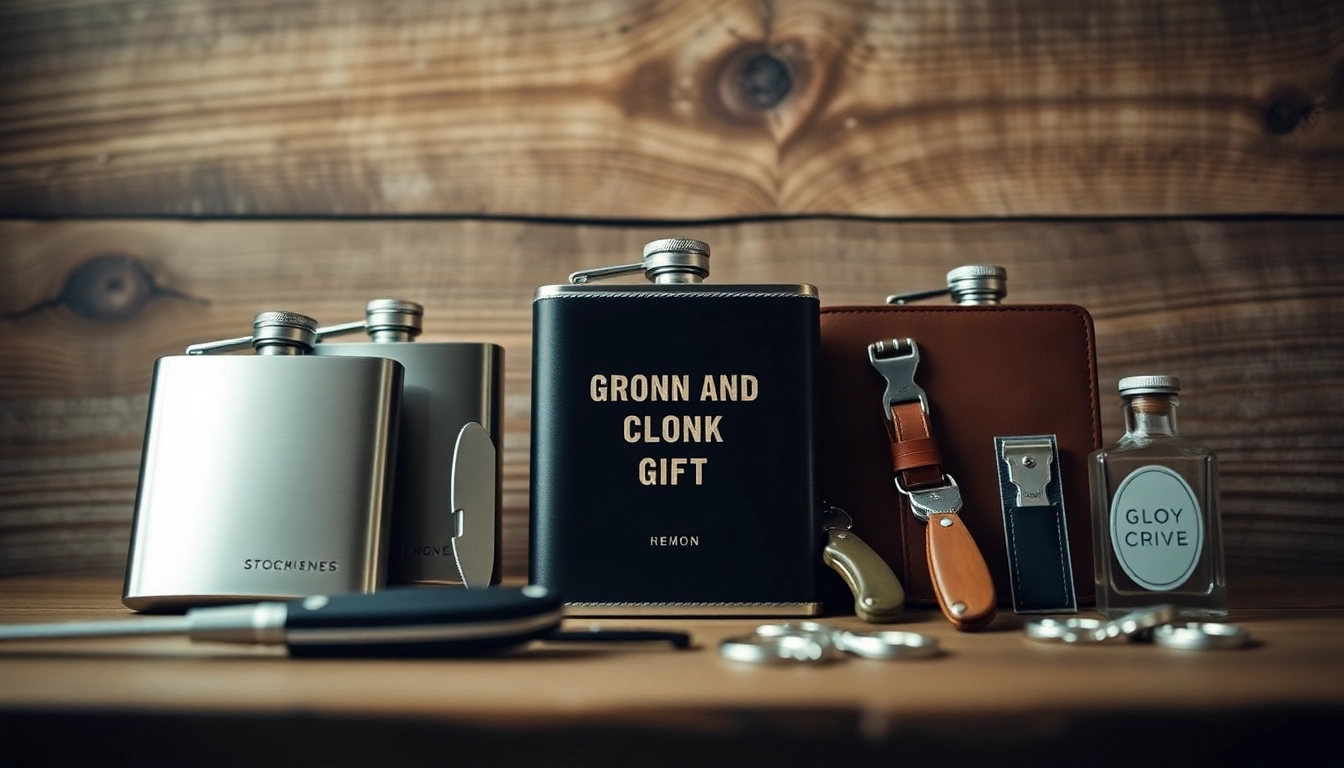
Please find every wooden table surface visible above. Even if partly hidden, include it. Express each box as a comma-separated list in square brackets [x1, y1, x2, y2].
[1, 576, 1342, 766]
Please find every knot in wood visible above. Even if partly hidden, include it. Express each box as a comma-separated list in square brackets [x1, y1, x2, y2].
[1264, 92, 1314, 135]
[737, 53, 792, 110]
[61, 254, 155, 321]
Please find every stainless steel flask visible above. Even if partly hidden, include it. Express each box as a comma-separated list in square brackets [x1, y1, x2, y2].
[123, 311, 403, 611]
[529, 238, 822, 616]
[312, 300, 503, 588]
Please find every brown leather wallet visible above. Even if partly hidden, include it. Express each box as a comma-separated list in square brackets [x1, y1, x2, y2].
[818, 305, 1102, 612]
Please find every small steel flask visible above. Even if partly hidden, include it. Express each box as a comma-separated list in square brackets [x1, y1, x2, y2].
[123, 312, 403, 611]
[530, 238, 821, 616]
[312, 300, 503, 588]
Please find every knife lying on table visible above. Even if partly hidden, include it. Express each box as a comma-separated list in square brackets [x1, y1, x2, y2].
[0, 586, 689, 657]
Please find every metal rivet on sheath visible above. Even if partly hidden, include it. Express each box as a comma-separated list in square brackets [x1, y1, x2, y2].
[863, 597, 875, 606]
[1021, 456, 1036, 468]
[939, 517, 954, 528]
[837, 532, 849, 539]
[951, 602, 967, 617]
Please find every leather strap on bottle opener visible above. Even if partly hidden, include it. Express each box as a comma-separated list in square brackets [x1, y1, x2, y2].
[869, 339, 996, 631]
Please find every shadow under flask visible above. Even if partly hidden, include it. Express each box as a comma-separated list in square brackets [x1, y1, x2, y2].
[1089, 375, 1227, 618]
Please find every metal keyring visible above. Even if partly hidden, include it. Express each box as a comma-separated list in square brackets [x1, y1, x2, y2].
[1024, 617, 1110, 644]
[1152, 622, 1251, 651]
[721, 622, 938, 664]
[835, 630, 940, 659]
[1105, 605, 1177, 640]
[719, 633, 840, 664]
[753, 621, 836, 644]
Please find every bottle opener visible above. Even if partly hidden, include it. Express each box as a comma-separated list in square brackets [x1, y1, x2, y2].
[821, 506, 905, 623]
[868, 338, 996, 631]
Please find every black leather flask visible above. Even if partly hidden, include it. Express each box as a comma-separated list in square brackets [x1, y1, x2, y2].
[529, 238, 821, 616]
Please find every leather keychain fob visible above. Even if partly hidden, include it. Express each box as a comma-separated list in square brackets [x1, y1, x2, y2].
[869, 339, 996, 631]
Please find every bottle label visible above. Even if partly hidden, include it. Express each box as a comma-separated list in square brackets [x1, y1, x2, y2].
[1109, 465, 1204, 591]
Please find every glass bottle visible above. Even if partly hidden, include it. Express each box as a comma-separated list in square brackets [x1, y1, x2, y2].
[1089, 375, 1227, 617]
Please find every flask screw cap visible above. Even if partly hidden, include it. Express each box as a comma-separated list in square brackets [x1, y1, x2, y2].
[252, 311, 318, 355]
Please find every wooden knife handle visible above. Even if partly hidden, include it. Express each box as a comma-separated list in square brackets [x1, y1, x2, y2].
[925, 513, 996, 631]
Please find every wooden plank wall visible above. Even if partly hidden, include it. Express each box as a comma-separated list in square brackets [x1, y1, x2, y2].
[1, 1, 1341, 581]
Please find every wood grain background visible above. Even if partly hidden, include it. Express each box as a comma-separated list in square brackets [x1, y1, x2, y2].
[1, 0, 1341, 580]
